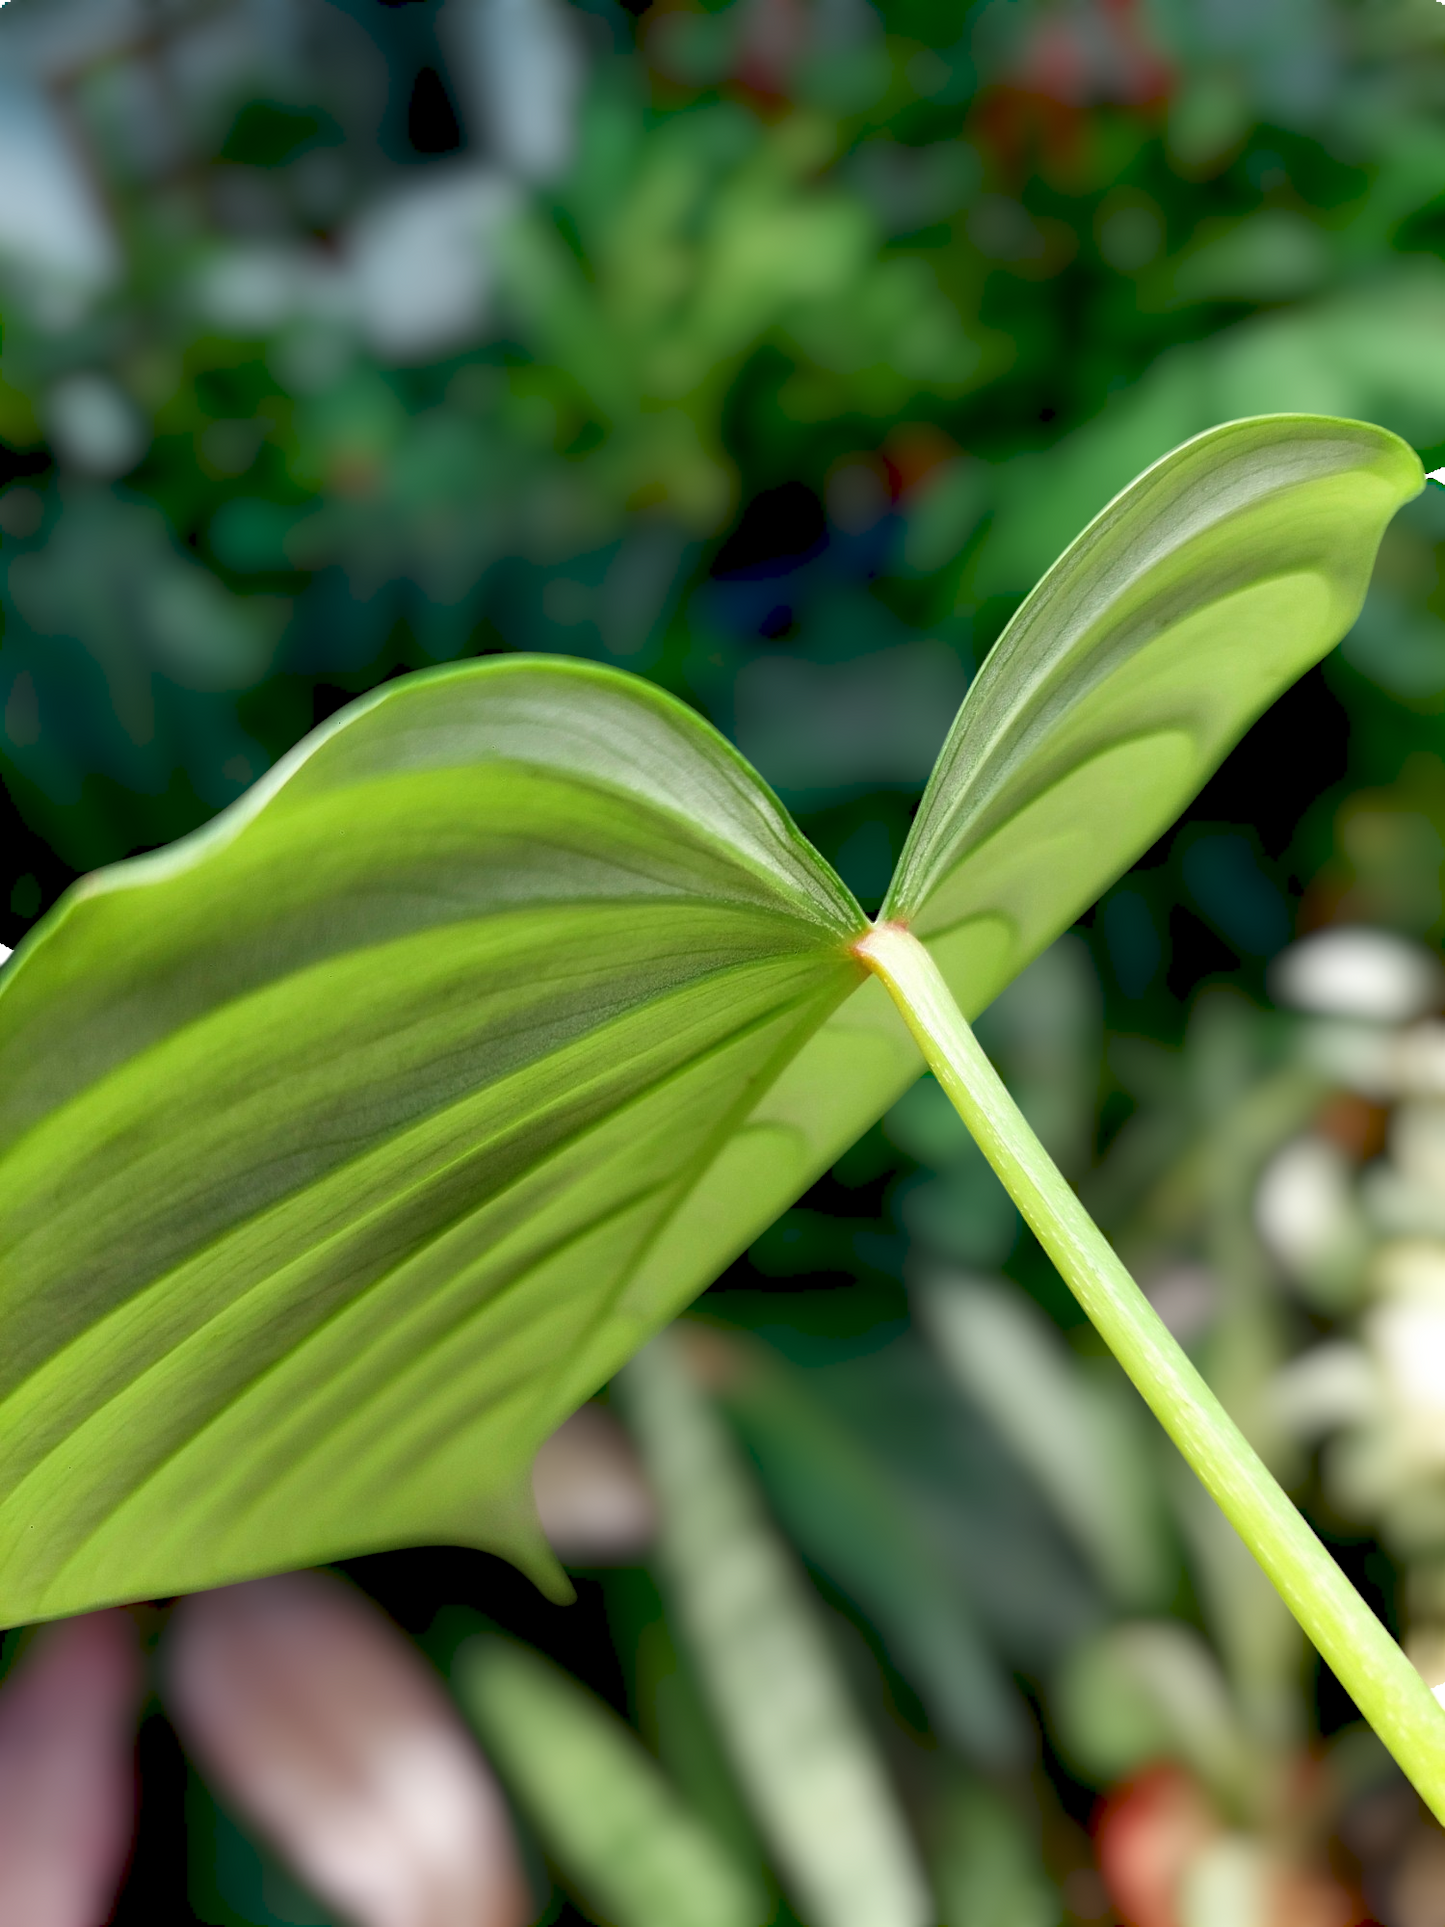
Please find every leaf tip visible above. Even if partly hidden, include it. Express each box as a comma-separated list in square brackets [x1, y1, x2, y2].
[506, 1520, 577, 1607]
[449, 1464, 577, 1605]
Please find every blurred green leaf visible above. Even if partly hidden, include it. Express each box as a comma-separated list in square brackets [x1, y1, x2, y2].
[1052, 1621, 1252, 1803]
[1165, 1459, 1304, 1758]
[976, 306, 1445, 601]
[929, 1780, 1060, 1927]
[920, 1275, 1172, 1608]
[708, 1326, 1031, 1768]
[1165, 211, 1331, 305]
[619, 1328, 934, 1927]
[456, 1633, 766, 1927]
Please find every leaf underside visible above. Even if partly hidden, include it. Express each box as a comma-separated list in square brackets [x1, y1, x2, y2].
[0, 414, 1420, 1623]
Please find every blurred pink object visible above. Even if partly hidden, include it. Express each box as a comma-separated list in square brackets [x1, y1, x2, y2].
[0, 1610, 142, 1927]
[532, 1401, 657, 1565]
[165, 1572, 531, 1927]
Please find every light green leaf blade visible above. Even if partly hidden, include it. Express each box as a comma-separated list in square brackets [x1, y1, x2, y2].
[627, 417, 1426, 1368]
[885, 414, 1424, 991]
[0, 415, 1419, 1627]
[0, 657, 864, 1622]
[454, 1633, 767, 1927]
[618, 1329, 934, 1927]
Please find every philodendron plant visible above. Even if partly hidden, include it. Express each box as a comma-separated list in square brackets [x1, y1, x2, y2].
[3, 415, 1444, 1811]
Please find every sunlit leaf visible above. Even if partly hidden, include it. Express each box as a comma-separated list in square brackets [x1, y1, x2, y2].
[618, 1328, 934, 1927]
[0, 416, 1418, 1621]
[455, 1631, 767, 1927]
[0, 660, 863, 1620]
[887, 416, 1423, 982]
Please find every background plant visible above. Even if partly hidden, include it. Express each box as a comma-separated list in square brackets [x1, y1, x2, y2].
[8, 0, 1445, 1924]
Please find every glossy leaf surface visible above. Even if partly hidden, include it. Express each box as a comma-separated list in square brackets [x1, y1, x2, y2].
[0, 415, 1419, 1622]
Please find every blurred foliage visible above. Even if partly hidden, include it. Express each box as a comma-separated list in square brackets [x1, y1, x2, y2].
[10, 0, 1445, 1921]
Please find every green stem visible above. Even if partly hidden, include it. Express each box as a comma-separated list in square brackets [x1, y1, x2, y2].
[855, 920, 1445, 1821]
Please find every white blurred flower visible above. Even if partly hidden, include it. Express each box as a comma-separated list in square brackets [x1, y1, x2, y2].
[1397, 1022, 1445, 1096]
[442, 0, 581, 181]
[1301, 1016, 1445, 1101]
[344, 168, 518, 363]
[1254, 1135, 1360, 1281]
[1269, 1340, 1377, 1440]
[45, 373, 148, 478]
[0, 75, 118, 307]
[1264, 1235, 1445, 1552]
[1318, 1242, 1445, 1536]
[1364, 1102, 1445, 1239]
[1365, 1243, 1445, 1469]
[1389, 1100, 1445, 1189]
[1270, 927, 1445, 1024]
[1372, 1299, 1445, 1461]
[1178, 1835, 1271, 1927]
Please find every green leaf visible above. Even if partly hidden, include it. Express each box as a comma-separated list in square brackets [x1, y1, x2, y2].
[928, 1780, 1058, 1927]
[919, 1276, 1170, 1609]
[617, 1329, 933, 1927]
[887, 415, 1423, 991]
[454, 1633, 766, 1927]
[1052, 1621, 1252, 1804]
[0, 659, 864, 1620]
[0, 415, 1418, 1624]
[703, 1323, 1030, 1768]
